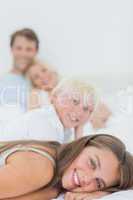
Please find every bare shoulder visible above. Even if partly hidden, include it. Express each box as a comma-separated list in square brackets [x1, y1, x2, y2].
[7, 150, 55, 187]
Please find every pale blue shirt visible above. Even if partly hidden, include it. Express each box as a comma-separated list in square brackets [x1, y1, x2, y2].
[0, 73, 30, 111]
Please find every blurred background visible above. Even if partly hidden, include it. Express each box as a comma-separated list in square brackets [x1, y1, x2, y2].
[0, 0, 132, 92]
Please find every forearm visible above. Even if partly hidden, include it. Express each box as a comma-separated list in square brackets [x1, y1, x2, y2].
[75, 125, 84, 139]
[6, 187, 59, 200]
[64, 191, 109, 200]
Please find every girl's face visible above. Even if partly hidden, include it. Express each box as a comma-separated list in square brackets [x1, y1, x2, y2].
[29, 65, 58, 91]
[62, 146, 119, 192]
[11, 36, 37, 73]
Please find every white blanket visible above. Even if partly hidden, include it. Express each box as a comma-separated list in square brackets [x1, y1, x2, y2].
[53, 190, 133, 200]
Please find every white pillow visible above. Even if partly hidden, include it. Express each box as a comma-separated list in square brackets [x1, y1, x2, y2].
[100, 190, 133, 200]
[52, 194, 64, 200]
[104, 114, 133, 153]
[84, 86, 133, 153]
[53, 190, 133, 200]
[101, 86, 133, 153]
[84, 112, 133, 153]
[102, 85, 133, 116]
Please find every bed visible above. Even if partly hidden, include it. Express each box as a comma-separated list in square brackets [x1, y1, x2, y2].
[0, 86, 132, 200]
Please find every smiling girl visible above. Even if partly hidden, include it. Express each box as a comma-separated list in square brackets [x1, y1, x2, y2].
[27, 62, 59, 110]
[0, 134, 132, 200]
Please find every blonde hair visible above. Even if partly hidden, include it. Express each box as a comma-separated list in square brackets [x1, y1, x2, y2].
[29, 60, 58, 73]
[27, 61, 60, 86]
[52, 77, 99, 110]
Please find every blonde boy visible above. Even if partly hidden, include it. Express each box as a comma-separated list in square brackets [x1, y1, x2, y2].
[1, 78, 98, 143]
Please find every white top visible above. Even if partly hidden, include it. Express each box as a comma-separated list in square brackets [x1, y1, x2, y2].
[0, 144, 56, 167]
[1, 105, 65, 143]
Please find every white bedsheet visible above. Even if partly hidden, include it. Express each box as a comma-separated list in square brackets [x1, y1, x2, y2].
[53, 190, 133, 200]
[100, 190, 133, 200]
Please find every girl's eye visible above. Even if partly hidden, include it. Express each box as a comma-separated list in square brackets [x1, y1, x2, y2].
[34, 75, 39, 80]
[96, 178, 102, 189]
[42, 68, 47, 73]
[83, 106, 89, 112]
[90, 158, 97, 170]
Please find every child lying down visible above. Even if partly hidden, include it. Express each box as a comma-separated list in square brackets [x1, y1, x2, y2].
[0, 78, 98, 143]
[27, 62, 59, 110]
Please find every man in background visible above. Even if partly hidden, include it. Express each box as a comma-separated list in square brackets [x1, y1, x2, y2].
[0, 28, 39, 111]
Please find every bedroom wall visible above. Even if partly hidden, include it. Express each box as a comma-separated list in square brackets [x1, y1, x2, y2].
[0, 0, 132, 92]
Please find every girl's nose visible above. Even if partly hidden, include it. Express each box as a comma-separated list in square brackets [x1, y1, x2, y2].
[75, 109, 84, 120]
[70, 112, 79, 122]
[80, 174, 93, 187]
[78, 170, 94, 187]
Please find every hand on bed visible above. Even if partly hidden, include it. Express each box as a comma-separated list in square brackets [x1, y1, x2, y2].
[64, 191, 108, 200]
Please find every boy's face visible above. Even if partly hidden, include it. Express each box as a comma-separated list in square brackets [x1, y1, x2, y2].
[29, 65, 58, 91]
[53, 88, 94, 128]
[11, 36, 38, 73]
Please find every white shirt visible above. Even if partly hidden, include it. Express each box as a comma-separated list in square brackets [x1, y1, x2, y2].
[1, 105, 65, 143]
